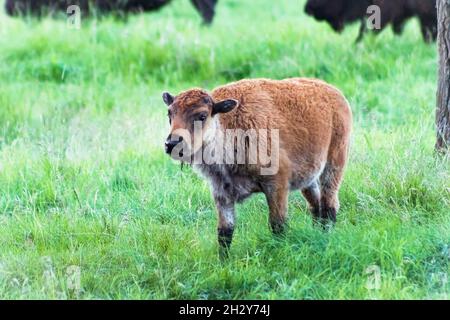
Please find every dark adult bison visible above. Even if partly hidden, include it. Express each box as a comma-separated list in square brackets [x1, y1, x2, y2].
[305, 0, 437, 42]
[162, 78, 352, 254]
[5, 0, 218, 24]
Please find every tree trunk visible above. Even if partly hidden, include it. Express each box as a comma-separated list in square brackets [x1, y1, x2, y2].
[436, 0, 450, 152]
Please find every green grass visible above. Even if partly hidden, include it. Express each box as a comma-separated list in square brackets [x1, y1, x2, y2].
[0, 0, 449, 299]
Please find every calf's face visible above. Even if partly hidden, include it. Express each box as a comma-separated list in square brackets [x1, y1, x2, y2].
[162, 89, 237, 160]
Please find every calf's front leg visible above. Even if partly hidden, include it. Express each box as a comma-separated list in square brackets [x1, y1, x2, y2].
[214, 195, 236, 256]
[263, 177, 289, 235]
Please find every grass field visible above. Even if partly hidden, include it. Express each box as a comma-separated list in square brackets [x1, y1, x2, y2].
[0, 0, 449, 299]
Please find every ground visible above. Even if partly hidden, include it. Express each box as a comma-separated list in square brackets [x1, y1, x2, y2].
[0, 0, 449, 299]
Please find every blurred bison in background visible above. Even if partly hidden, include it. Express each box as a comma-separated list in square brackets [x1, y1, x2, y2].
[5, 0, 218, 24]
[305, 0, 437, 43]
[304, 0, 368, 34]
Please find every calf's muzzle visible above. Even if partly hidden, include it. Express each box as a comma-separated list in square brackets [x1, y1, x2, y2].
[165, 135, 184, 155]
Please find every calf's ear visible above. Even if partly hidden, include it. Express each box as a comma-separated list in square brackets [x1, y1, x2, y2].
[162, 92, 175, 106]
[212, 99, 238, 116]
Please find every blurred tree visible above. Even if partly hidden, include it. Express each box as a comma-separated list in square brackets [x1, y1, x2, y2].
[436, 0, 450, 152]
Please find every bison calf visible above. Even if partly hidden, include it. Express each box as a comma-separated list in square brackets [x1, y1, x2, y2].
[162, 78, 352, 255]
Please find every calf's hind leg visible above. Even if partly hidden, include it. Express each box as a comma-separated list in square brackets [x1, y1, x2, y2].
[319, 165, 343, 224]
[301, 181, 321, 222]
[319, 117, 350, 224]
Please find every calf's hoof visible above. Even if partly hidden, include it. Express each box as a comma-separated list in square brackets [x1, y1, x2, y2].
[218, 227, 234, 259]
[314, 207, 337, 232]
[321, 207, 337, 223]
[270, 222, 286, 236]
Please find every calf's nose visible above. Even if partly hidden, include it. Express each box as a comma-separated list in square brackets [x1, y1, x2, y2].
[165, 135, 183, 155]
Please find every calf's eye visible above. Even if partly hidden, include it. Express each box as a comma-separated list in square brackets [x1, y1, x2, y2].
[197, 114, 208, 122]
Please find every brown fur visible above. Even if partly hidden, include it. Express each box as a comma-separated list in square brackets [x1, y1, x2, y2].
[163, 78, 352, 254]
